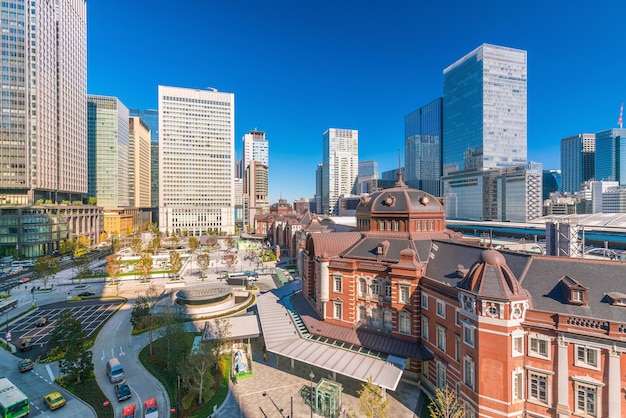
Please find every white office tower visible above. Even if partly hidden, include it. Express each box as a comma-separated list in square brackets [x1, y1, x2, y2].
[242, 130, 269, 172]
[158, 86, 235, 235]
[0, 0, 87, 204]
[322, 128, 359, 216]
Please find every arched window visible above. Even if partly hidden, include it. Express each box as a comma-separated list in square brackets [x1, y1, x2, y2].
[383, 310, 392, 330]
[359, 305, 367, 324]
[371, 308, 381, 327]
[399, 311, 411, 334]
[359, 278, 367, 296]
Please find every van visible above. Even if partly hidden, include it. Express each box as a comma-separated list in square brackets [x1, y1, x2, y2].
[106, 358, 124, 383]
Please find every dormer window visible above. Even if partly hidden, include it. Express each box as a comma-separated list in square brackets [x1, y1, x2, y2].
[376, 240, 390, 257]
[605, 292, 626, 307]
[559, 275, 588, 306]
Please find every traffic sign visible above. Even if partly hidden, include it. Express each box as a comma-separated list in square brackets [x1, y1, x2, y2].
[5, 331, 10, 342]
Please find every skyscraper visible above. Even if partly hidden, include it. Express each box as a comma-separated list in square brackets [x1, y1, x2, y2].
[322, 128, 358, 216]
[0, 0, 87, 205]
[404, 98, 442, 196]
[595, 128, 626, 186]
[158, 86, 235, 235]
[442, 44, 528, 220]
[130, 109, 159, 211]
[357, 160, 378, 194]
[561, 134, 595, 194]
[128, 117, 152, 208]
[242, 130, 269, 173]
[87, 95, 130, 208]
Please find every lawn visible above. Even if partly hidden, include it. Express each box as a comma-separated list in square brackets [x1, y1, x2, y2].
[59, 376, 114, 418]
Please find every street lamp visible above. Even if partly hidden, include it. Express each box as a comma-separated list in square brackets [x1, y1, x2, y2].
[309, 371, 315, 418]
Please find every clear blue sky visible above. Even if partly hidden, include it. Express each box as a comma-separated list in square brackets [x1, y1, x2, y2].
[87, 1, 626, 203]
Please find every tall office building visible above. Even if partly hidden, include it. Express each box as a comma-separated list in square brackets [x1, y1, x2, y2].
[561, 134, 595, 194]
[242, 130, 268, 172]
[87, 95, 130, 208]
[128, 117, 151, 208]
[315, 163, 324, 215]
[0, 0, 87, 205]
[130, 109, 159, 211]
[595, 128, 626, 186]
[158, 86, 235, 235]
[404, 98, 442, 196]
[442, 44, 528, 220]
[357, 160, 378, 194]
[243, 161, 269, 229]
[322, 128, 358, 216]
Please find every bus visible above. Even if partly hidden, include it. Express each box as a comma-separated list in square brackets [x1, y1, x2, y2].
[11, 260, 34, 269]
[227, 271, 258, 280]
[0, 378, 29, 418]
[0, 299, 17, 315]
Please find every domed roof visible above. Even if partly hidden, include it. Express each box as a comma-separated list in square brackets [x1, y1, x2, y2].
[356, 175, 443, 216]
[458, 248, 526, 299]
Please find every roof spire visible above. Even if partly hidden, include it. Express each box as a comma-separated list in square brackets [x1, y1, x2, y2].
[395, 148, 407, 187]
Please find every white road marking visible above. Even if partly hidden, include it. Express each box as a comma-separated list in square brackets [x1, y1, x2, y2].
[119, 346, 125, 356]
[101, 350, 105, 361]
[46, 364, 55, 381]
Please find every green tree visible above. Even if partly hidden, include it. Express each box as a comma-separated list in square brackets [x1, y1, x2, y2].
[348, 378, 389, 418]
[196, 253, 210, 280]
[111, 235, 121, 254]
[130, 238, 143, 255]
[188, 236, 199, 253]
[137, 253, 153, 282]
[87, 196, 97, 205]
[182, 341, 216, 405]
[48, 309, 93, 384]
[150, 236, 161, 254]
[33, 255, 60, 289]
[130, 285, 160, 354]
[72, 252, 91, 285]
[60, 239, 75, 255]
[428, 386, 465, 418]
[158, 305, 187, 372]
[169, 252, 182, 279]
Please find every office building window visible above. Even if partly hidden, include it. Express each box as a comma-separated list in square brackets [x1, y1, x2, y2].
[436, 325, 446, 351]
[512, 335, 524, 357]
[333, 301, 342, 319]
[333, 275, 342, 293]
[399, 312, 411, 335]
[576, 383, 597, 417]
[528, 371, 548, 404]
[575, 345, 599, 369]
[463, 356, 475, 389]
[436, 361, 446, 389]
[436, 299, 446, 318]
[421, 316, 429, 340]
[421, 293, 428, 309]
[513, 370, 523, 400]
[529, 335, 549, 359]
[359, 278, 367, 296]
[463, 323, 475, 347]
[399, 285, 410, 303]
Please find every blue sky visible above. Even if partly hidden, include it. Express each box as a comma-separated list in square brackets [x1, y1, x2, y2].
[87, 1, 626, 203]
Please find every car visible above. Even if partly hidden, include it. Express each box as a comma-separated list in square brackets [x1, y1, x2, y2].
[43, 391, 66, 410]
[115, 380, 131, 401]
[122, 404, 137, 418]
[78, 291, 95, 297]
[35, 317, 47, 327]
[18, 338, 33, 352]
[143, 397, 158, 418]
[18, 358, 33, 372]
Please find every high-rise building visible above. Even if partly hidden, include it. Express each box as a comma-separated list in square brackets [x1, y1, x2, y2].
[0, 0, 87, 205]
[128, 117, 151, 208]
[595, 128, 626, 186]
[322, 128, 358, 216]
[561, 134, 595, 194]
[243, 161, 269, 230]
[242, 130, 269, 173]
[357, 160, 378, 194]
[315, 163, 324, 215]
[130, 109, 159, 210]
[87, 95, 130, 208]
[442, 44, 528, 220]
[158, 86, 235, 235]
[542, 169, 562, 200]
[404, 98, 442, 196]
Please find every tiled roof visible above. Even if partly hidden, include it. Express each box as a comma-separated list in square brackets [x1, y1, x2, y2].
[309, 232, 363, 258]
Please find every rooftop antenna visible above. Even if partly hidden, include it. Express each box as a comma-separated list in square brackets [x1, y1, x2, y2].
[618, 103, 624, 129]
[395, 148, 406, 187]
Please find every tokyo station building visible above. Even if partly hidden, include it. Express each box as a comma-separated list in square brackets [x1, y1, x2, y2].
[264, 175, 626, 418]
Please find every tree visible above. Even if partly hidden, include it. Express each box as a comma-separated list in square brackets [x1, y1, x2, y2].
[428, 385, 465, 418]
[158, 305, 187, 371]
[205, 236, 218, 249]
[60, 239, 75, 256]
[348, 378, 389, 418]
[137, 253, 153, 282]
[182, 341, 216, 405]
[188, 236, 199, 253]
[72, 243, 91, 286]
[196, 253, 210, 280]
[171, 235, 181, 250]
[130, 285, 160, 355]
[105, 254, 121, 285]
[169, 252, 182, 279]
[111, 235, 121, 254]
[150, 236, 161, 254]
[223, 254, 236, 272]
[226, 236, 237, 250]
[33, 255, 60, 289]
[76, 235, 90, 249]
[130, 238, 143, 255]
[48, 309, 93, 384]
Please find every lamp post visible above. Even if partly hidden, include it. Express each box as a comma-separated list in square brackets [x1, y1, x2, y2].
[309, 371, 315, 418]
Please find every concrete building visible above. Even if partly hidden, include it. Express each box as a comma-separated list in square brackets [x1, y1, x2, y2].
[87, 95, 130, 208]
[129, 108, 159, 220]
[243, 161, 269, 231]
[595, 128, 626, 185]
[315, 163, 324, 215]
[158, 86, 235, 235]
[442, 44, 528, 220]
[601, 186, 626, 213]
[322, 128, 359, 216]
[561, 134, 595, 194]
[128, 117, 152, 208]
[405, 98, 443, 196]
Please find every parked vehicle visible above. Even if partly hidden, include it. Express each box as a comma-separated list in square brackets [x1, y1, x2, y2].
[35, 317, 47, 327]
[78, 291, 95, 297]
[18, 338, 33, 352]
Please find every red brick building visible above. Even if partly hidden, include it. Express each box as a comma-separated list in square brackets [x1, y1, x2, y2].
[267, 177, 626, 417]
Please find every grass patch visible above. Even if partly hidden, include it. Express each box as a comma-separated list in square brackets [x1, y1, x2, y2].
[138, 334, 229, 417]
[58, 376, 114, 418]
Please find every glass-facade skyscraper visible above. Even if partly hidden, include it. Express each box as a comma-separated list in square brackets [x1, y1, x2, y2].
[0, 0, 87, 205]
[595, 128, 626, 186]
[87, 95, 130, 207]
[441, 44, 528, 220]
[130, 109, 159, 211]
[560, 134, 595, 194]
[322, 128, 358, 216]
[158, 86, 235, 235]
[404, 98, 442, 196]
